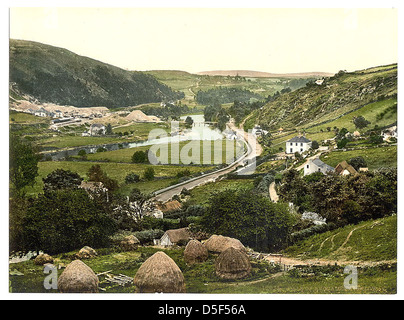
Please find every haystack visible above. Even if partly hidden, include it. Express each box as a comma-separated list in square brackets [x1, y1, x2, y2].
[184, 240, 208, 264]
[76, 246, 97, 259]
[204, 235, 246, 253]
[120, 235, 140, 251]
[34, 253, 54, 265]
[58, 260, 99, 293]
[134, 251, 186, 293]
[215, 247, 252, 280]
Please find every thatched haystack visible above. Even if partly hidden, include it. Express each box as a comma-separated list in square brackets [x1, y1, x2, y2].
[204, 235, 246, 253]
[75, 246, 97, 259]
[184, 240, 208, 264]
[120, 235, 140, 251]
[215, 247, 252, 280]
[134, 251, 186, 293]
[34, 253, 54, 265]
[58, 260, 99, 293]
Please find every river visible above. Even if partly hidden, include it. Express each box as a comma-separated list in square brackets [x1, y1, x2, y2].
[45, 114, 229, 160]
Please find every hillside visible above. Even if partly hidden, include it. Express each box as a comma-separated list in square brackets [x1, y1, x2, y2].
[9, 39, 184, 108]
[197, 70, 334, 78]
[285, 215, 397, 263]
[255, 64, 397, 130]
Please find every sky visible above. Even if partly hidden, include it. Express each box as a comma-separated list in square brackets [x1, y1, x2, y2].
[9, 6, 398, 74]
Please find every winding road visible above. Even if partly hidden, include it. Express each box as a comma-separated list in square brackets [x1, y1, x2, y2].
[153, 119, 260, 202]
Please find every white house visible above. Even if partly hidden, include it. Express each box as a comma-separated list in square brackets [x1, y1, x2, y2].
[286, 135, 312, 154]
[89, 123, 106, 136]
[381, 126, 397, 141]
[34, 107, 48, 117]
[304, 158, 334, 176]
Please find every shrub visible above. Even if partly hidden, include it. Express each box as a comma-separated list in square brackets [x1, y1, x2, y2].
[132, 150, 148, 163]
[143, 167, 155, 181]
[125, 172, 140, 184]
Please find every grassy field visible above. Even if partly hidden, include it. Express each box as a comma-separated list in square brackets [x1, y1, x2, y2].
[9, 111, 50, 124]
[320, 145, 397, 170]
[86, 140, 245, 165]
[285, 215, 397, 262]
[24, 161, 216, 196]
[187, 178, 255, 206]
[9, 239, 396, 294]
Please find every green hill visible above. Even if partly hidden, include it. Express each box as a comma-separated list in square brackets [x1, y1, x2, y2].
[9, 39, 184, 108]
[285, 215, 397, 262]
[256, 64, 397, 130]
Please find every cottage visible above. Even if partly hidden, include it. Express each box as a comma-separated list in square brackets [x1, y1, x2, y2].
[159, 228, 191, 247]
[334, 161, 357, 176]
[89, 123, 106, 136]
[54, 110, 63, 118]
[315, 79, 324, 85]
[304, 158, 334, 176]
[286, 135, 312, 154]
[381, 126, 397, 141]
[251, 125, 268, 137]
[34, 107, 48, 117]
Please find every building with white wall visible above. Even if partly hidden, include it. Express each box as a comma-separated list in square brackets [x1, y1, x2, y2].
[286, 135, 312, 154]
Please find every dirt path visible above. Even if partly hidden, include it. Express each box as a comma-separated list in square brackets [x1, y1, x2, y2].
[269, 182, 279, 203]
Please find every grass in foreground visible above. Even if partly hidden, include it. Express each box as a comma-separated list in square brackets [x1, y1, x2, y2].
[9, 245, 396, 294]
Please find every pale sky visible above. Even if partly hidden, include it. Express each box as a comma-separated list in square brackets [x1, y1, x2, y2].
[9, 7, 398, 74]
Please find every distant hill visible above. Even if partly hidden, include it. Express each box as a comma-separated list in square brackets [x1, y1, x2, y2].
[255, 64, 397, 129]
[9, 39, 184, 108]
[197, 70, 334, 78]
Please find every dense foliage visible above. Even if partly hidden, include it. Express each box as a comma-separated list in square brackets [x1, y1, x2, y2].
[9, 135, 40, 194]
[278, 168, 397, 225]
[23, 189, 117, 254]
[199, 188, 296, 251]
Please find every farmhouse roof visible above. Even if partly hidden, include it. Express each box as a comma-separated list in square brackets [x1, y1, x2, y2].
[334, 161, 357, 175]
[311, 158, 334, 171]
[287, 136, 311, 143]
[164, 228, 191, 244]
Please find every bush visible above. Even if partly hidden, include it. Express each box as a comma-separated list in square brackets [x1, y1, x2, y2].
[125, 172, 140, 184]
[132, 150, 148, 163]
[133, 229, 164, 245]
[143, 167, 155, 181]
[290, 223, 337, 243]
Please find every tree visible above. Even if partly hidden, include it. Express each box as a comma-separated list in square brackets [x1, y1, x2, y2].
[261, 132, 272, 148]
[311, 140, 319, 150]
[105, 123, 113, 135]
[353, 116, 371, 130]
[337, 138, 349, 149]
[132, 150, 148, 163]
[348, 156, 367, 171]
[42, 169, 83, 193]
[184, 116, 194, 128]
[23, 189, 117, 254]
[143, 167, 155, 181]
[87, 164, 119, 192]
[199, 188, 296, 251]
[9, 135, 40, 194]
[78, 149, 87, 159]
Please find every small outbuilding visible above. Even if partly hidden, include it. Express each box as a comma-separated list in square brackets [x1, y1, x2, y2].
[335, 160, 358, 176]
[134, 251, 186, 293]
[159, 227, 191, 247]
[215, 247, 252, 280]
